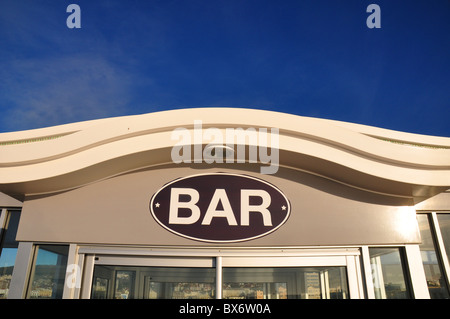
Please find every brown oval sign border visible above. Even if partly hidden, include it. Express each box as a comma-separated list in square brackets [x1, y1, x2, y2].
[149, 173, 291, 243]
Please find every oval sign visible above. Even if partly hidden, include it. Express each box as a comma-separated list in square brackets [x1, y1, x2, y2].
[150, 173, 291, 243]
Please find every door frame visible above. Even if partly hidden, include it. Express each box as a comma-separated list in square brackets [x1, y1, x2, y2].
[77, 246, 364, 299]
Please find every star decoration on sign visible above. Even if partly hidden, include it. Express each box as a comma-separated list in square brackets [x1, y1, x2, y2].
[155, 202, 160, 208]
[281, 205, 286, 211]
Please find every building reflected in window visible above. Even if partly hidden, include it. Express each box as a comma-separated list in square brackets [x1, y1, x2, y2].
[369, 248, 411, 299]
[27, 245, 69, 299]
[417, 214, 450, 299]
[0, 210, 21, 299]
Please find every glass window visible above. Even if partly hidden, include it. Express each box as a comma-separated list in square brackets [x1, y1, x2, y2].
[437, 214, 450, 266]
[91, 266, 216, 299]
[369, 248, 411, 299]
[0, 210, 21, 299]
[92, 276, 110, 299]
[417, 214, 450, 299]
[114, 270, 135, 299]
[27, 245, 69, 299]
[222, 267, 348, 299]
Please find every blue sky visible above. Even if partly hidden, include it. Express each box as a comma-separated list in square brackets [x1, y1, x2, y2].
[0, 0, 448, 137]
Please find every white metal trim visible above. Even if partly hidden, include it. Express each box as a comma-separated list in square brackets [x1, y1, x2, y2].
[0, 208, 8, 229]
[80, 255, 95, 299]
[216, 257, 223, 299]
[73, 253, 85, 299]
[405, 245, 430, 299]
[353, 254, 365, 298]
[77, 245, 361, 258]
[361, 246, 375, 299]
[7, 242, 34, 299]
[221, 256, 347, 267]
[431, 212, 450, 289]
[0, 209, 8, 245]
[95, 256, 214, 267]
[63, 244, 80, 299]
[346, 255, 362, 299]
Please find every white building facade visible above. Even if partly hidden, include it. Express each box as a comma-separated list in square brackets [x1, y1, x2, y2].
[0, 108, 449, 299]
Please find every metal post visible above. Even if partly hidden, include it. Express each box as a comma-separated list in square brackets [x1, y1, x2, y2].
[8, 242, 34, 299]
[216, 256, 222, 299]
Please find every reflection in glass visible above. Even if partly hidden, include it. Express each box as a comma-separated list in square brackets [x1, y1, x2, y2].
[437, 214, 450, 266]
[91, 266, 216, 299]
[146, 281, 215, 299]
[92, 277, 109, 299]
[0, 210, 21, 299]
[417, 214, 450, 298]
[115, 270, 135, 299]
[223, 267, 348, 299]
[369, 248, 411, 299]
[27, 245, 69, 299]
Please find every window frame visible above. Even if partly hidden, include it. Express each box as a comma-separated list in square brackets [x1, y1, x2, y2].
[0, 208, 22, 299]
[78, 247, 364, 299]
[25, 244, 70, 299]
[416, 211, 450, 297]
[367, 246, 413, 299]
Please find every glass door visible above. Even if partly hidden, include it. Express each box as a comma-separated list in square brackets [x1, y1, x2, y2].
[82, 249, 363, 299]
[89, 256, 215, 299]
[91, 265, 216, 299]
[222, 266, 348, 299]
[141, 267, 216, 299]
[220, 255, 359, 299]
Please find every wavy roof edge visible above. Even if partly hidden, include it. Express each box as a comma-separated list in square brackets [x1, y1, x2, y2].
[1, 108, 449, 145]
[0, 108, 449, 201]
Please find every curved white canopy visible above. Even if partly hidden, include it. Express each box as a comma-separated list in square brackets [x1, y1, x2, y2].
[0, 108, 449, 201]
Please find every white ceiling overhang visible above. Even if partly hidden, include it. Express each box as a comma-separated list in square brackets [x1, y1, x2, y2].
[0, 108, 449, 202]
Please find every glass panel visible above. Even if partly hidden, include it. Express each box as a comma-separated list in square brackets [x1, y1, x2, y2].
[437, 214, 450, 266]
[222, 267, 348, 299]
[0, 210, 21, 299]
[91, 266, 216, 299]
[369, 247, 411, 299]
[91, 264, 113, 299]
[115, 270, 135, 299]
[145, 280, 215, 299]
[143, 267, 215, 299]
[27, 245, 69, 299]
[92, 277, 110, 299]
[417, 214, 450, 298]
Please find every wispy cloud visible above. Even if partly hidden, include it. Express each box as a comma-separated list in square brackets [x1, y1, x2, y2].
[0, 1, 143, 132]
[0, 54, 132, 131]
